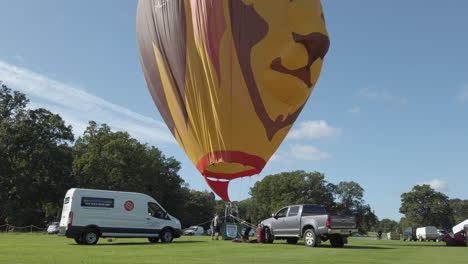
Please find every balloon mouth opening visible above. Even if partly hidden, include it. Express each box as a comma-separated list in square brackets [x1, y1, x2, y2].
[196, 151, 266, 201]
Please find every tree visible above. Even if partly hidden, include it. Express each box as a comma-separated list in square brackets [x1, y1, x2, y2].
[448, 199, 468, 224]
[0, 82, 74, 225]
[72, 121, 186, 219]
[399, 217, 418, 232]
[249, 171, 336, 224]
[400, 185, 455, 230]
[333, 181, 364, 214]
[378, 218, 400, 233]
[178, 189, 216, 229]
[333, 181, 378, 234]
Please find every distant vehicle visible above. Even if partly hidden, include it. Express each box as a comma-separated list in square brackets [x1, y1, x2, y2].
[58, 188, 182, 245]
[183, 226, 205, 236]
[260, 204, 358, 247]
[416, 226, 438, 242]
[436, 229, 447, 242]
[47, 222, 60, 234]
[403, 227, 417, 241]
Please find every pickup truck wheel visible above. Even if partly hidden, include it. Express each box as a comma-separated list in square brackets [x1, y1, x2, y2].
[74, 237, 83, 245]
[303, 229, 319, 247]
[148, 237, 159, 243]
[286, 238, 298, 244]
[264, 228, 274, 243]
[330, 236, 344, 248]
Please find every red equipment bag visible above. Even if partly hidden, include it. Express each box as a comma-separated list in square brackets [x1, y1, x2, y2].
[257, 227, 265, 243]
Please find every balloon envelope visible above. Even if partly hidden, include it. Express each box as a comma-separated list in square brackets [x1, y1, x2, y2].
[137, 0, 330, 201]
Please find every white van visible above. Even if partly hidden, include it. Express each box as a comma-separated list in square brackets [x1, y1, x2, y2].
[183, 226, 205, 236]
[58, 188, 182, 245]
[416, 226, 438, 241]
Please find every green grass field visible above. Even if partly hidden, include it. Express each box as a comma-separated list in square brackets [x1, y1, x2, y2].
[0, 233, 466, 264]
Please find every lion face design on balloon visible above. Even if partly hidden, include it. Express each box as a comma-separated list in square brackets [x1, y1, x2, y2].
[137, 0, 330, 201]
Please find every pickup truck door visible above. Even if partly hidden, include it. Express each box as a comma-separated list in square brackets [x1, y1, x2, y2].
[283, 206, 301, 236]
[271, 207, 289, 235]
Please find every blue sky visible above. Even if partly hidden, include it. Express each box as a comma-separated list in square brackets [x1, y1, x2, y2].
[1, 0, 467, 221]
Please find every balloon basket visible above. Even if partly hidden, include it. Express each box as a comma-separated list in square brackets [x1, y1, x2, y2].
[221, 223, 242, 240]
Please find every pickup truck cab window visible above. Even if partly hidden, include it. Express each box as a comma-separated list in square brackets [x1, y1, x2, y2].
[288, 206, 300, 217]
[302, 205, 326, 216]
[276, 207, 289, 218]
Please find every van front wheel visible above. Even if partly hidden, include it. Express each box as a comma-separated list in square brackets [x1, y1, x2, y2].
[82, 229, 99, 245]
[160, 229, 174, 243]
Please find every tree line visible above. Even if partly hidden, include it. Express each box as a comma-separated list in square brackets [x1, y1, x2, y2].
[1, 81, 467, 233]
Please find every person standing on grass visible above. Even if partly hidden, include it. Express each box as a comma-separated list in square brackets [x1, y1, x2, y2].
[213, 212, 221, 240]
[210, 215, 215, 240]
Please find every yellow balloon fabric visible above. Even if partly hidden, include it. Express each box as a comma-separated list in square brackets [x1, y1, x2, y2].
[137, 0, 330, 201]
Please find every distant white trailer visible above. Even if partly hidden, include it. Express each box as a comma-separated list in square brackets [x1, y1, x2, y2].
[452, 219, 468, 234]
[416, 226, 438, 241]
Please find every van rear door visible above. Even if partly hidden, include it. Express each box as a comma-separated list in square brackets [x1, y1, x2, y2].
[58, 190, 74, 234]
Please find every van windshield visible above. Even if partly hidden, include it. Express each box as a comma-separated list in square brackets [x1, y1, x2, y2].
[148, 202, 169, 220]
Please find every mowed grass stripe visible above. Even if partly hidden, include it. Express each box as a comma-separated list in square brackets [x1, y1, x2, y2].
[0, 234, 466, 264]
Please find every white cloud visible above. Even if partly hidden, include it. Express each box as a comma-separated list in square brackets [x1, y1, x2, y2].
[422, 179, 449, 192]
[0, 60, 174, 144]
[290, 144, 331, 161]
[348, 106, 361, 113]
[269, 145, 331, 163]
[459, 84, 468, 102]
[289, 120, 341, 139]
[360, 87, 407, 103]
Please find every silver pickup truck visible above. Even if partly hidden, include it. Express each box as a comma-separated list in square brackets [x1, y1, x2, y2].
[260, 204, 358, 247]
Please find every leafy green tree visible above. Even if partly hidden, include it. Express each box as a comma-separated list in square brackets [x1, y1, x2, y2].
[72, 122, 186, 219]
[178, 189, 216, 229]
[448, 199, 468, 224]
[399, 217, 418, 232]
[400, 185, 455, 230]
[333, 181, 364, 214]
[249, 171, 336, 224]
[333, 181, 378, 234]
[0, 82, 74, 225]
[378, 218, 400, 233]
[354, 204, 379, 234]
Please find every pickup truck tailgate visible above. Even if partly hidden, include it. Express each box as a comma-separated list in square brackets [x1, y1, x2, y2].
[329, 215, 356, 229]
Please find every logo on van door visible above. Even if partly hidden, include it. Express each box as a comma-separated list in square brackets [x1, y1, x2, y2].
[124, 200, 134, 211]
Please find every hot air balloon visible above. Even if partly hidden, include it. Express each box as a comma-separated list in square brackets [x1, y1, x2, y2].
[136, 0, 330, 201]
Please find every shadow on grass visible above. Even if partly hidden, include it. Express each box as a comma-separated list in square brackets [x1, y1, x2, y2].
[260, 242, 393, 250]
[390, 243, 450, 248]
[327, 245, 393, 250]
[71, 241, 207, 246]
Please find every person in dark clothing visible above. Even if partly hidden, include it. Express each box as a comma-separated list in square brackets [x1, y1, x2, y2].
[242, 216, 252, 240]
